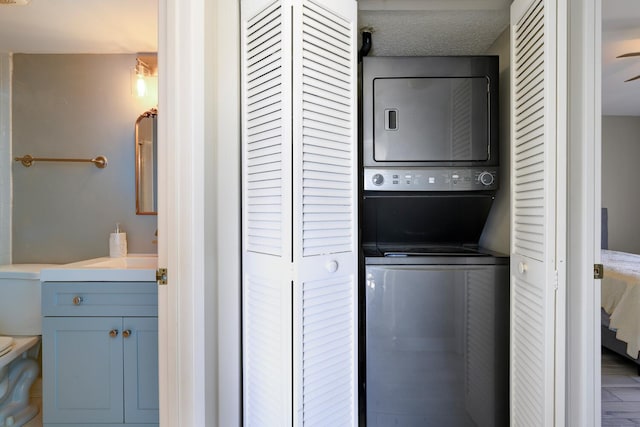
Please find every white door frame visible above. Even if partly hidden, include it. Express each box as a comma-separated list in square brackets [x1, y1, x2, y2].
[158, 0, 242, 426]
[565, 0, 601, 425]
[158, 0, 207, 425]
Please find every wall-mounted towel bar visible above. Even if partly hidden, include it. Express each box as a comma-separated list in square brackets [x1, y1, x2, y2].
[14, 154, 108, 169]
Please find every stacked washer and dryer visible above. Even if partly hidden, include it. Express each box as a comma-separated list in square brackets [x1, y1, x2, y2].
[361, 56, 509, 426]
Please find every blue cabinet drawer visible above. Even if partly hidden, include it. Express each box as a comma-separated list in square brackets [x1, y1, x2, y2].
[42, 282, 157, 317]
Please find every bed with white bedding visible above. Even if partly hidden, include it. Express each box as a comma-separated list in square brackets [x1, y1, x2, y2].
[601, 249, 640, 367]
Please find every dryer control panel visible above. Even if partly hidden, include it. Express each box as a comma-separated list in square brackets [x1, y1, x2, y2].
[364, 167, 498, 191]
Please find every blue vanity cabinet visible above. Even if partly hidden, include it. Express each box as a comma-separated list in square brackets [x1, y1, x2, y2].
[43, 316, 125, 423]
[42, 282, 158, 427]
[123, 317, 159, 424]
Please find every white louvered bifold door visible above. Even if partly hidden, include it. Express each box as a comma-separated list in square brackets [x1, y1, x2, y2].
[241, 0, 358, 425]
[510, 0, 565, 425]
[242, 1, 293, 425]
[292, 1, 357, 425]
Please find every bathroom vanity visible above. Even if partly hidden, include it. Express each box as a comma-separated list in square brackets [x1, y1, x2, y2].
[40, 256, 158, 427]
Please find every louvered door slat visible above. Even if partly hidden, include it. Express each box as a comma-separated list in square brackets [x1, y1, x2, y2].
[303, 125, 350, 143]
[304, 188, 350, 199]
[301, 61, 351, 92]
[304, 98, 351, 122]
[302, 3, 349, 35]
[302, 78, 351, 106]
[304, 143, 350, 159]
[247, 84, 281, 107]
[303, 213, 350, 223]
[303, 43, 350, 72]
[514, 1, 544, 50]
[304, 111, 350, 131]
[246, 101, 282, 122]
[247, 43, 281, 72]
[247, 35, 281, 60]
[303, 121, 350, 141]
[303, 25, 349, 56]
[247, 143, 281, 160]
[304, 100, 351, 120]
[517, 89, 545, 119]
[302, 177, 350, 189]
[303, 151, 351, 167]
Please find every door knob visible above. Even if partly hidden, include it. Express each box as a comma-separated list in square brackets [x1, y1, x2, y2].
[325, 260, 339, 273]
[518, 262, 528, 274]
[109, 329, 119, 338]
[72, 296, 83, 305]
[122, 329, 132, 338]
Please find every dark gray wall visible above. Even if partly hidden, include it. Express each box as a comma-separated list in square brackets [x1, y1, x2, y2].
[602, 115, 640, 254]
[479, 28, 510, 254]
[12, 54, 157, 263]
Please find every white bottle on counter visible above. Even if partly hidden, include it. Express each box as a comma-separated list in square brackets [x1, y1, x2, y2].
[109, 223, 127, 258]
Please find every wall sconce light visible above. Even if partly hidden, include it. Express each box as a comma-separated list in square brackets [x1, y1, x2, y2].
[135, 58, 151, 97]
[133, 54, 157, 98]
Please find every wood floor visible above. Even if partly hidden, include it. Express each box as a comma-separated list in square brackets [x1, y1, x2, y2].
[602, 347, 640, 427]
[23, 377, 42, 427]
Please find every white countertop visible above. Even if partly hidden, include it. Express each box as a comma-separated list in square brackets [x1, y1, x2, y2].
[40, 254, 158, 282]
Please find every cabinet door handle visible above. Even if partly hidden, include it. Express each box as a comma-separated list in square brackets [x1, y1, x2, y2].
[122, 329, 132, 338]
[109, 329, 119, 338]
[72, 296, 83, 305]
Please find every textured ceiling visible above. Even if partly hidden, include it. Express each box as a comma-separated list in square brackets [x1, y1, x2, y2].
[357, 9, 510, 56]
[357, 0, 511, 56]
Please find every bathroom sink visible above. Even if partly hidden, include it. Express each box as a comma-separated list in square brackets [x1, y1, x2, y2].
[84, 256, 157, 270]
[40, 255, 158, 282]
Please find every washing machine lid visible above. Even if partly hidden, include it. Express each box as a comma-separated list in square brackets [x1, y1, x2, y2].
[379, 244, 490, 257]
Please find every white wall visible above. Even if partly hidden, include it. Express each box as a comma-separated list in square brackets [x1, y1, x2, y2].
[601, 115, 640, 253]
[0, 54, 10, 265]
[480, 27, 510, 254]
[209, 0, 241, 424]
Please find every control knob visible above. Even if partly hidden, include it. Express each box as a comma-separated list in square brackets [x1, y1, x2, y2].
[372, 173, 384, 186]
[478, 171, 495, 186]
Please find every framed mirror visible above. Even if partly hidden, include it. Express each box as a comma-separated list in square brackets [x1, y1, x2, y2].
[135, 108, 157, 215]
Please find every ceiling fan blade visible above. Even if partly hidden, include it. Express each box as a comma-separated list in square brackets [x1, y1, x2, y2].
[624, 74, 640, 82]
[617, 52, 640, 58]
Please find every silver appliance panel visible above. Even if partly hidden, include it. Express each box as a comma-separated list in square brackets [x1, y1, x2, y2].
[372, 77, 490, 162]
[362, 56, 499, 169]
[364, 167, 497, 191]
[364, 260, 509, 427]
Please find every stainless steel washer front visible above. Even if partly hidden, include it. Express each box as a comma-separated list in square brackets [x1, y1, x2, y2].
[364, 255, 509, 427]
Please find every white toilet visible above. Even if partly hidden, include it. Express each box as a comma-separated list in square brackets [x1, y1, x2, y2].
[0, 264, 57, 427]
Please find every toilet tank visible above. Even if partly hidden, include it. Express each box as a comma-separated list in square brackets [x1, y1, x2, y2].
[0, 264, 58, 336]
